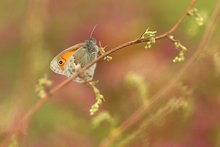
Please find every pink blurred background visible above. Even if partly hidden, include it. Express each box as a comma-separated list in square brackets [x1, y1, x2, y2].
[0, 0, 220, 146]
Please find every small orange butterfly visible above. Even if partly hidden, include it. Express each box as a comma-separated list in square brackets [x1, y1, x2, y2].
[50, 27, 100, 83]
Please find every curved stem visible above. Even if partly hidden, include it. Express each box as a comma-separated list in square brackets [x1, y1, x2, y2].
[1, 0, 198, 146]
[23, 0, 196, 135]
[99, 0, 220, 146]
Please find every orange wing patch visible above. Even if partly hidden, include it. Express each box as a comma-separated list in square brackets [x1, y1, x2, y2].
[58, 44, 84, 70]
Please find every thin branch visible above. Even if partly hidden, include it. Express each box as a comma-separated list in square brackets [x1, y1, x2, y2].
[26, 0, 195, 132]
[20, 0, 196, 125]
[1, 0, 197, 146]
[99, 0, 220, 146]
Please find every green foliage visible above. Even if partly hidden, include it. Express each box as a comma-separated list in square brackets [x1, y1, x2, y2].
[141, 28, 157, 49]
[35, 74, 52, 98]
[124, 72, 149, 105]
[88, 81, 105, 115]
[169, 35, 188, 63]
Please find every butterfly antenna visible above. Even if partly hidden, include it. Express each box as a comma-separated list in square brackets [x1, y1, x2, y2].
[90, 25, 97, 38]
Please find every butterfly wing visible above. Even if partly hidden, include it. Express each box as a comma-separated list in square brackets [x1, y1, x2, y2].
[65, 46, 98, 82]
[50, 39, 99, 83]
[50, 43, 85, 76]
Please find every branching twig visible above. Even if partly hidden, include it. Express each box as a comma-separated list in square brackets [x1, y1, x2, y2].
[1, 0, 199, 146]
[20, 0, 196, 126]
[99, 0, 220, 146]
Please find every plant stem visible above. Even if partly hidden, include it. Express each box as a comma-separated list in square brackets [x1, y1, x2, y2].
[1, 0, 199, 146]
[99, 0, 220, 146]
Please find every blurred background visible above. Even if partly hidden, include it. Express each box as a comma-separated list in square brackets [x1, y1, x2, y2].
[0, 0, 220, 146]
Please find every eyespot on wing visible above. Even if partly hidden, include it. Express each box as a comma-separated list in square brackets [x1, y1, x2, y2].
[50, 43, 85, 71]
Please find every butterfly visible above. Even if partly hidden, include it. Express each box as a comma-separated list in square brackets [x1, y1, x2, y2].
[50, 28, 100, 83]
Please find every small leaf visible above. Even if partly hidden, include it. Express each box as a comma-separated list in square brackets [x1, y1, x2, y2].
[104, 56, 113, 62]
[141, 28, 157, 49]
[168, 35, 188, 63]
[98, 41, 113, 62]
